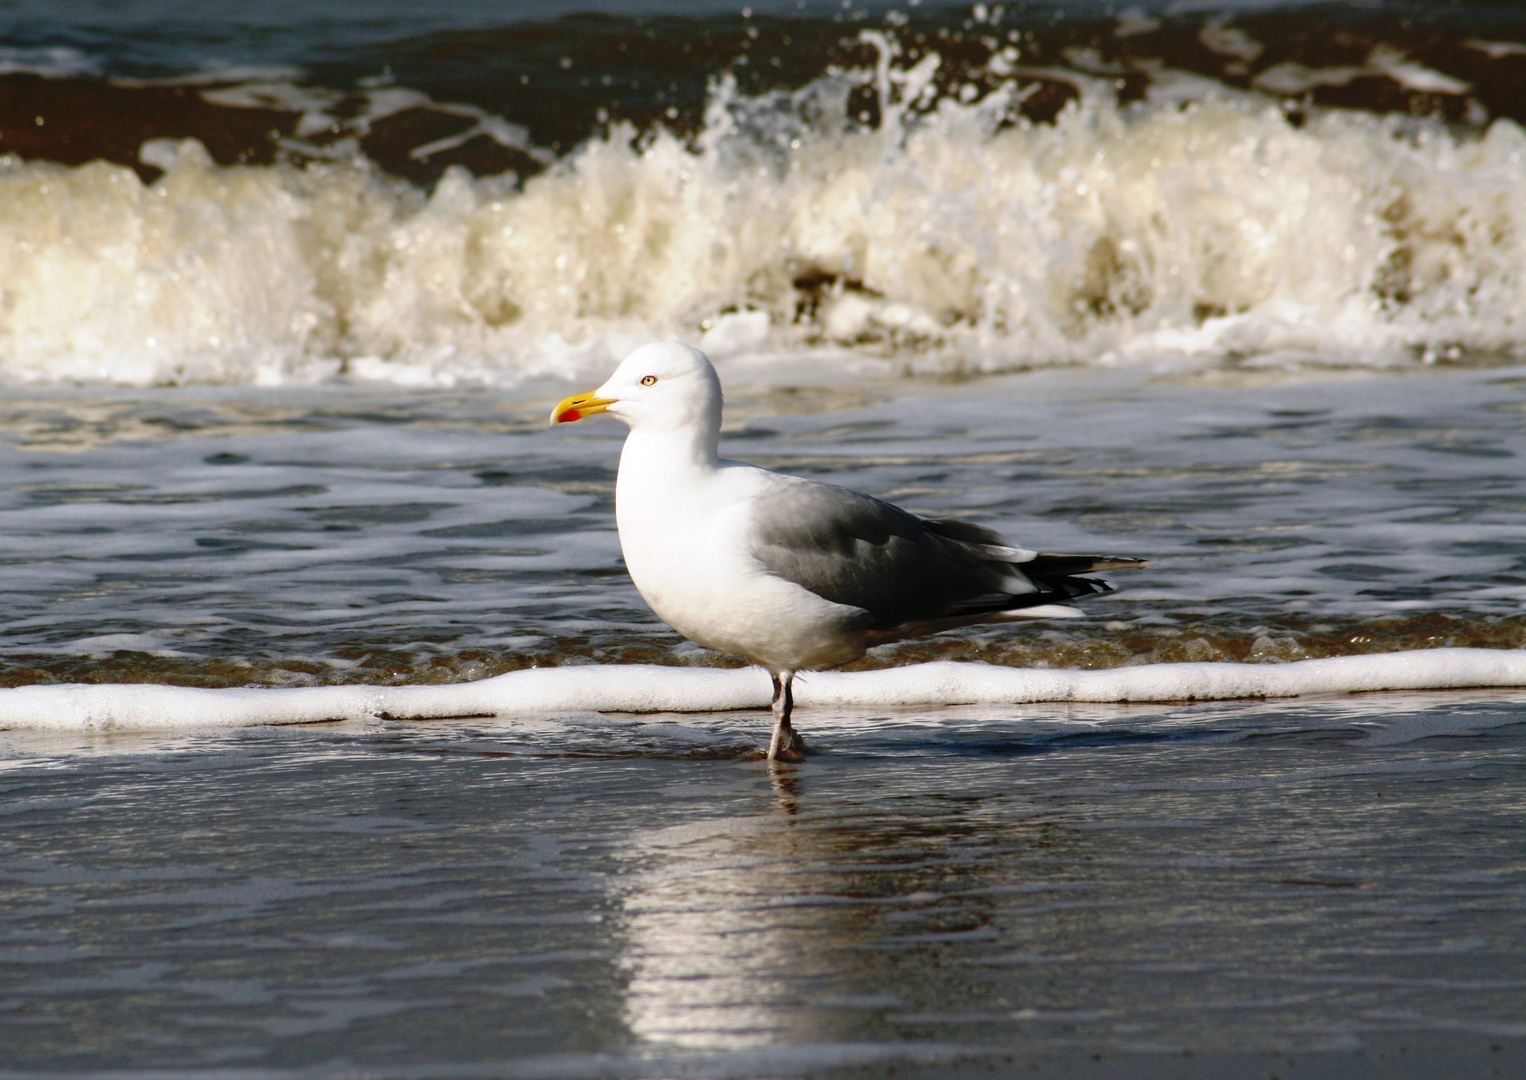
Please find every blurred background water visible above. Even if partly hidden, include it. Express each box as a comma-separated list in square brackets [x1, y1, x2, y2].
[1, 0, 1525, 385]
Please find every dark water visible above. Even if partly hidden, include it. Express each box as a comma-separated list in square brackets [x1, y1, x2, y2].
[3, 690, 1525, 1078]
[5, 1, 1526, 185]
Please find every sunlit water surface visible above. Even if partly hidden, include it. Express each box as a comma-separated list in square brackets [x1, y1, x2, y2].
[0, 363, 1522, 689]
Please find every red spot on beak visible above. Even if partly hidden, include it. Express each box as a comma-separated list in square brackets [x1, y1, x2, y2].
[549, 393, 614, 425]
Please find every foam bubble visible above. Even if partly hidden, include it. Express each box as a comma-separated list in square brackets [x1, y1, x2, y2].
[1, 649, 1523, 733]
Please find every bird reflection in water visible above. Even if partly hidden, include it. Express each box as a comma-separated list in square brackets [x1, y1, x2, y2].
[614, 758, 1080, 1050]
[768, 762, 801, 817]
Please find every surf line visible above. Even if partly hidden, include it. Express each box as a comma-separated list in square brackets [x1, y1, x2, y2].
[1, 648, 1525, 732]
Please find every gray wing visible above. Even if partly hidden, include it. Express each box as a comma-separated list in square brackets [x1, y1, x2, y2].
[748, 477, 1143, 635]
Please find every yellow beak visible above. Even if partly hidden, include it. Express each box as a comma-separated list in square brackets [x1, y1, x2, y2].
[550, 391, 617, 425]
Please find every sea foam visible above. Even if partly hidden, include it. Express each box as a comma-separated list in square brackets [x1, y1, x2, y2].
[1, 39, 1524, 387]
[2, 649, 1523, 733]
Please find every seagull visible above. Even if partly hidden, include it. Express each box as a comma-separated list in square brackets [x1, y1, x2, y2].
[551, 343, 1144, 762]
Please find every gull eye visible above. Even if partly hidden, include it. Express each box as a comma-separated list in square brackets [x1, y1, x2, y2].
[640, 375, 658, 386]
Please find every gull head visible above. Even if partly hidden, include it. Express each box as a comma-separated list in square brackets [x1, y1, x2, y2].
[550, 342, 723, 433]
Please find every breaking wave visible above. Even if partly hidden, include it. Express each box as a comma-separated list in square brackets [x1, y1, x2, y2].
[2, 34, 1525, 387]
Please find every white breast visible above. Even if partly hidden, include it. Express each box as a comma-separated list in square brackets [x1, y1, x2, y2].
[615, 451, 867, 672]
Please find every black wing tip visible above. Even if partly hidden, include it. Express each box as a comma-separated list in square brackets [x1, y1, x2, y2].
[1059, 575, 1116, 598]
[992, 574, 1117, 610]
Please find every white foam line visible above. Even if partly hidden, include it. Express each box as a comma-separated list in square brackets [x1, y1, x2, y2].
[797, 649, 1526, 707]
[1, 649, 1523, 733]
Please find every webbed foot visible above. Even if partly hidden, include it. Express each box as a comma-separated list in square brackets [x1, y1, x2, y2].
[767, 724, 807, 762]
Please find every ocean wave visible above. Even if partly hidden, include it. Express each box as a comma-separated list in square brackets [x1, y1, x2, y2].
[2, 37, 1524, 387]
[2, 649, 1524, 732]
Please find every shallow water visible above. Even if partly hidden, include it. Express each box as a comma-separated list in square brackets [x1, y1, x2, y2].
[3, 690, 1525, 1077]
[0, 363, 1520, 691]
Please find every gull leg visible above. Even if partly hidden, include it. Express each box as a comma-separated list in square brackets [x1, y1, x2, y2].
[767, 671, 807, 762]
